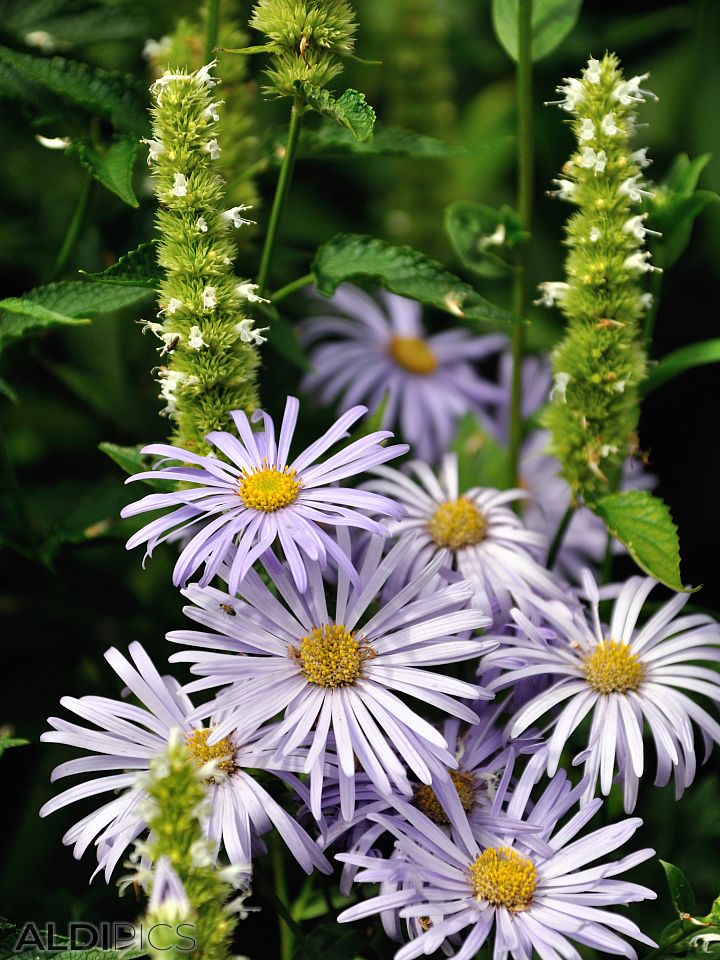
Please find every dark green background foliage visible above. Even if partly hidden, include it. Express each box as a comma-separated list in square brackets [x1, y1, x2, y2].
[1, 0, 719, 956]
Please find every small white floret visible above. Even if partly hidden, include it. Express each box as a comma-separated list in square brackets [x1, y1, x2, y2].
[171, 173, 188, 197]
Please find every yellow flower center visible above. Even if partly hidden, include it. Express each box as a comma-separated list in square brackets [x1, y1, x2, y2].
[583, 640, 645, 694]
[428, 498, 487, 550]
[238, 464, 301, 512]
[291, 624, 375, 688]
[469, 847, 537, 911]
[185, 728, 237, 782]
[388, 336, 438, 375]
[414, 770, 476, 824]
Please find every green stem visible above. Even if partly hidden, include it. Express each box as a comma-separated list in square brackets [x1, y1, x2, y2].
[270, 272, 315, 304]
[508, 0, 534, 486]
[271, 832, 294, 960]
[640, 928, 693, 960]
[205, 0, 221, 61]
[257, 96, 305, 294]
[547, 503, 574, 569]
[51, 170, 93, 280]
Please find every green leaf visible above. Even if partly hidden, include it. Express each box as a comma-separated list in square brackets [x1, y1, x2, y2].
[0, 735, 29, 758]
[0, 281, 153, 353]
[0, 297, 90, 351]
[660, 861, 697, 916]
[69, 136, 139, 207]
[492, 0, 584, 61]
[592, 491, 689, 592]
[294, 82, 376, 142]
[642, 339, 720, 395]
[81, 242, 160, 288]
[445, 201, 527, 279]
[298, 122, 504, 158]
[99, 442, 176, 491]
[217, 43, 275, 55]
[0, 45, 147, 133]
[647, 154, 719, 268]
[313, 234, 518, 328]
[453, 413, 510, 491]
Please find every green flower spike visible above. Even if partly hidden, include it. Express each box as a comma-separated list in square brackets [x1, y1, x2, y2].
[541, 53, 659, 500]
[250, 0, 357, 96]
[145, 61, 265, 453]
[128, 733, 248, 960]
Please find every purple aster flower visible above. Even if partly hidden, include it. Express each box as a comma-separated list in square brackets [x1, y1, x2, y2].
[121, 396, 408, 593]
[168, 534, 494, 822]
[300, 285, 507, 463]
[338, 750, 656, 960]
[316, 703, 541, 895]
[39, 642, 330, 880]
[365, 454, 566, 620]
[482, 572, 720, 811]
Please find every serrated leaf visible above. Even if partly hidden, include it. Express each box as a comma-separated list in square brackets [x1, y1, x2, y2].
[298, 122, 496, 158]
[0, 281, 153, 353]
[313, 233, 518, 327]
[99, 442, 177, 491]
[69, 135, 139, 207]
[294, 82, 375, 142]
[492, 0, 584, 62]
[0, 297, 90, 350]
[445, 201, 526, 279]
[642, 339, 720, 395]
[0, 735, 29, 758]
[592, 491, 688, 592]
[453, 413, 510, 491]
[660, 861, 697, 916]
[0, 45, 147, 133]
[82, 242, 160, 288]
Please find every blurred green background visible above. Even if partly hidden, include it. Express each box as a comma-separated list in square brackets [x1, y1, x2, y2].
[1, 0, 719, 955]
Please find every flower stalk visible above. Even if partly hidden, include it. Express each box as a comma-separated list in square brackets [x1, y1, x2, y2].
[133, 734, 245, 960]
[508, 0, 533, 487]
[145, 61, 265, 452]
[541, 53, 657, 501]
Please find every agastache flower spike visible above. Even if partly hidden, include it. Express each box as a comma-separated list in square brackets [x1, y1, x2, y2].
[540, 53, 657, 500]
[146, 61, 264, 452]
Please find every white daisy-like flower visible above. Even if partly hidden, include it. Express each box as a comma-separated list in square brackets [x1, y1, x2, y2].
[483, 571, 720, 811]
[39, 643, 331, 881]
[365, 454, 565, 619]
